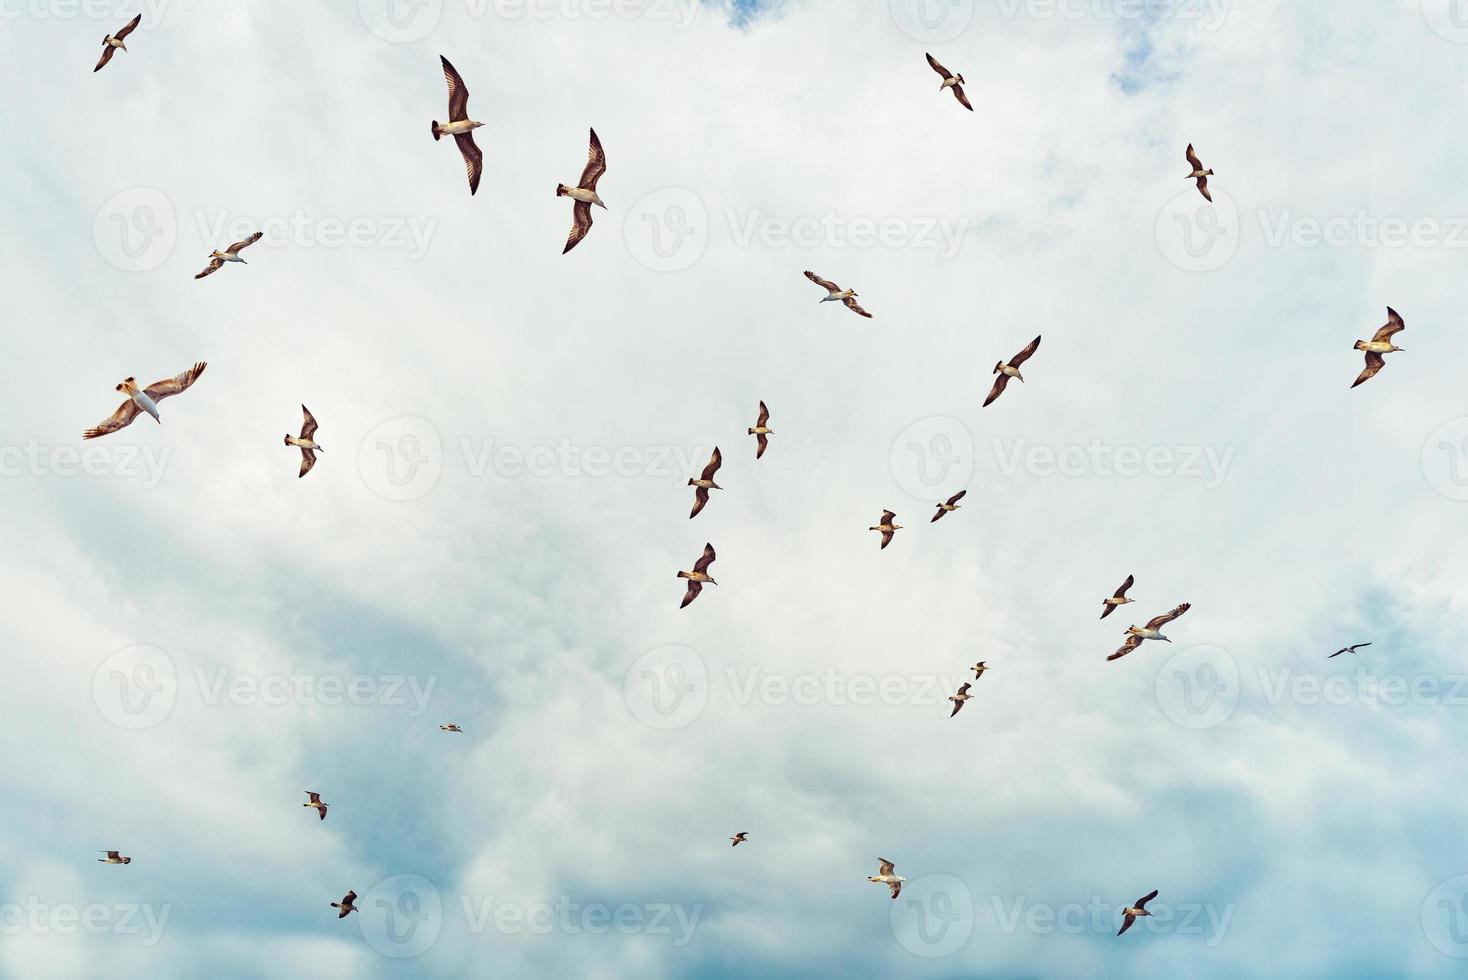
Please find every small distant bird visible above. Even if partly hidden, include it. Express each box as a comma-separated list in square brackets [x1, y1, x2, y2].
[869, 510, 902, 550]
[1117, 889, 1159, 936]
[688, 447, 723, 519]
[868, 858, 906, 900]
[1184, 144, 1214, 202]
[97, 850, 131, 865]
[749, 402, 773, 459]
[730, 832, 749, 847]
[931, 490, 966, 523]
[94, 14, 141, 72]
[983, 335, 1041, 407]
[331, 890, 358, 918]
[432, 55, 485, 195]
[1351, 307, 1406, 388]
[1108, 603, 1191, 661]
[303, 791, 328, 821]
[804, 271, 872, 318]
[195, 231, 263, 280]
[440, 723, 463, 733]
[557, 128, 607, 254]
[1329, 642, 1371, 659]
[678, 543, 718, 608]
[948, 682, 973, 717]
[83, 361, 207, 439]
[284, 405, 324, 478]
[970, 662, 991, 681]
[1100, 574, 1136, 619]
[924, 52, 973, 111]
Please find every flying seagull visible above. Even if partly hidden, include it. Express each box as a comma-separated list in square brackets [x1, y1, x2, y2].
[284, 405, 323, 478]
[195, 231, 263, 280]
[869, 859, 906, 900]
[303, 791, 328, 821]
[1185, 144, 1214, 202]
[440, 723, 463, 732]
[97, 850, 131, 865]
[1351, 307, 1406, 388]
[970, 661, 989, 680]
[869, 510, 902, 550]
[931, 490, 966, 523]
[804, 271, 872, 318]
[924, 52, 973, 111]
[948, 682, 973, 717]
[749, 402, 773, 459]
[1117, 889, 1159, 936]
[1329, 642, 1372, 659]
[432, 55, 485, 195]
[983, 335, 1041, 407]
[1108, 603, 1191, 661]
[94, 14, 141, 72]
[557, 127, 607, 254]
[83, 361, 207, 440]
[678, 543, 717, 608]
[688, 447, 723, 519]
[730, 832, 749, 847]
[1099, 574, 1136, 619]
[331, 890, 358, 919]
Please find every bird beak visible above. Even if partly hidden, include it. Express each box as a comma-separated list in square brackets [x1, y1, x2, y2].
[596, 200, 608, 210]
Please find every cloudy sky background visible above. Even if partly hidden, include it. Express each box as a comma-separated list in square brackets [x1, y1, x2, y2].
[4, 0, 1468, 975]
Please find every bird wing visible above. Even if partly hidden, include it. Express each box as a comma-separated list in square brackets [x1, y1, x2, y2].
[700, 446, 722, 481]
[1135, 889, 1159, 910]
[755, 433, 768, 459]
[1351, 351, 1385, 388]
[299, 448, 317, 479]
[1372, 306, 1406, 342]
[925, 52, 951, 77]
[1009, 335, 1042, 367]
[931, 505, 947, 523]
[94, 45, 117, 71]
[679, 580, 703, 608]
[144, 362, 207, 401]
[690, 485, 710, 519]
[1117, 914, 1136, 936]
[1195, 174, 1212, 202]
[115, 14, 142, 39]
[1113, 574, 1135, 599]
[318, 803, 328, 820]
[878, 859, 894, 876]
[454, 132, 484, 195]
[957, 682, 971, 696]
[1353, 642, 1372, 651]
[227, 231, 263, 254]
[804, 270, 839, 291]
[880, 510, 896, 524]
[579, 128, 607, 191]
[105, 851, 121, 860]
[300, 405, 319, 440]
[880, 530, 894, 550]
[84, 399, 141, 440]
[1106, 635, 1144, 661]
[889, 881, 902, 899]
[951, 84, 974, 111]
[946, 490, 967, 506]
[693, 543, 717, 574]
[843, 296, 873, 318]
[756, 401, 769, 427]
[194, 256, 225, 279]
[306, 791, 320, 803]
[441, 55, 470, 121]
[950, 698, 964, 717]
[1145, 603, 1190, 630]
[982, 373, 1011, 407]
[1328, 648, 1343, 658]
[1185, 143, 1203, 170]
[563, 200, 593, 254]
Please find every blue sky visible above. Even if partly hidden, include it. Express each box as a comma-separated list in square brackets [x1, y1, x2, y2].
[4, 0, 1468, 976]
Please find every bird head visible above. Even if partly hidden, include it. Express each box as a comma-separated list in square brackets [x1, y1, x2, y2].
[122, 857, 132, 864]
[283, 435, 293, 446]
